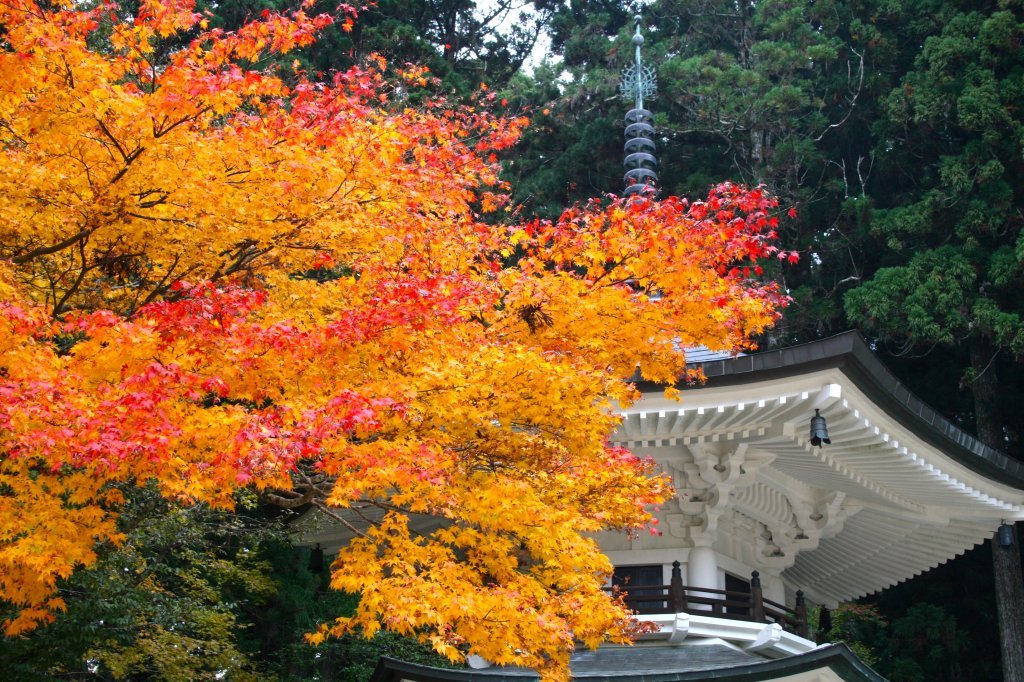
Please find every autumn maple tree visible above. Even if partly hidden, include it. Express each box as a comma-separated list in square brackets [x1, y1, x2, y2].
[0, 0, 789, 678]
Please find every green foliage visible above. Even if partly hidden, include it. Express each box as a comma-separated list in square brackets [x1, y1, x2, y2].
[845, 246, 978, 345]
[277, 627, 457, 682]
[253, 547, 455, 681]
[882, 603, 967, 681]
[814, 539, 1006, 681]
[318, 0, 556, 95]
[823, 603, 887, 668]
[875, 540, 1004, 681]
[499, 64, 622, 217]
[839, 0, 1024, 449]
[0, 484, 279, 679]
[0, 485, 450, 681]
[821, 601, 970, 681]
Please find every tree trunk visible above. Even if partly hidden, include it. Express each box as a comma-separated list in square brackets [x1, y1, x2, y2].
[992, 523, 1024, 682]
[970, 337, 1024, 682]
[969, 336, 1002, 447]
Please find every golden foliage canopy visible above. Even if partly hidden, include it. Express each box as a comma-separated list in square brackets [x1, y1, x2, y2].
[0, 1, 789, 678]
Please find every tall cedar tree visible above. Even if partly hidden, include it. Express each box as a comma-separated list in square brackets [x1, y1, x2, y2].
[842, 2, 1024, 677]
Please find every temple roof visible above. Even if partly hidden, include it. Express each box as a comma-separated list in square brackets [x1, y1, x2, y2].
[371, 643, 885, 682]
[685, 331, 1024, 487]
[611, 331, 1024, 605]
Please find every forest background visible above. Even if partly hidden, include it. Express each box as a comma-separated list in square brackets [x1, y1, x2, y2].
[2, 0, 1024, 680]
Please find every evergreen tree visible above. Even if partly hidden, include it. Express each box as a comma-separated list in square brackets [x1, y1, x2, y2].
[842, 3, 1024, 675]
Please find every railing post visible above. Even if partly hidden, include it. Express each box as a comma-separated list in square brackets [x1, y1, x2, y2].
[795, 590, 808, 639]
[818, 605, 832, 643]
[750, 570, 765, 623]
[669, 560, 687, 613]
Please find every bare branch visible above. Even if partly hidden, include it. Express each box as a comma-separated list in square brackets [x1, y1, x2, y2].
[11, 228, 91, 264]
[312, 499, 371, 539]
[813, 47, 865, 143]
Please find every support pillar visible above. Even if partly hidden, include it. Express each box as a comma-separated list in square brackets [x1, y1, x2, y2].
[688, 546, 718, 611]
[762, 572, 786, 606]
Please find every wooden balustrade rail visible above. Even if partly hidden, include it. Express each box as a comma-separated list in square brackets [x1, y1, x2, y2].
[605, 562, 809, 639]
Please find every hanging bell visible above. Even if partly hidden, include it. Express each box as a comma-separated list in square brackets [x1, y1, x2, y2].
[810, 409, 831, 447]
[997, 523, 1015, 548]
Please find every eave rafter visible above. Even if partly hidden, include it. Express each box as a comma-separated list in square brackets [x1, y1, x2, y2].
[615, 379, 1023, 520]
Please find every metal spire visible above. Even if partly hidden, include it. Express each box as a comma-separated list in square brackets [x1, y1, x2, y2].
[621, 15, 658, 197]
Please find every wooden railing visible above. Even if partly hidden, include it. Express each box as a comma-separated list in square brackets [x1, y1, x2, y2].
[606, 561, 808, 639]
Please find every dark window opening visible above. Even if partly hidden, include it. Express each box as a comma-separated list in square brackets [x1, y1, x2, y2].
[725, 572, 751, 616]
[612, 564, 665, 613]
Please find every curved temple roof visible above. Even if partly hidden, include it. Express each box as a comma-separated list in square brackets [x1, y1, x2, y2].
[685, 331, 1024, 487]
[613, 331, 1024, 605]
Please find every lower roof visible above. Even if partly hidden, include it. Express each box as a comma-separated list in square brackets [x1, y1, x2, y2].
[371, 643, 885, 682]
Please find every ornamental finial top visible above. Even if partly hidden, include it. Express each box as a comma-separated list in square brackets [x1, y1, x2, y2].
[619, 16, 656, 109]
[621, 14, 658, 198]
[632, 15, 644, 45]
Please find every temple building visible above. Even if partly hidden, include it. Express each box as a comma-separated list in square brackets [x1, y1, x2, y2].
[309, 17, 1024, 682]
[366, 333, 1024, 681]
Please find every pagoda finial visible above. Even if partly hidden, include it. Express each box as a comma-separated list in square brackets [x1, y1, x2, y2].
[621, 14, 658, 197]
